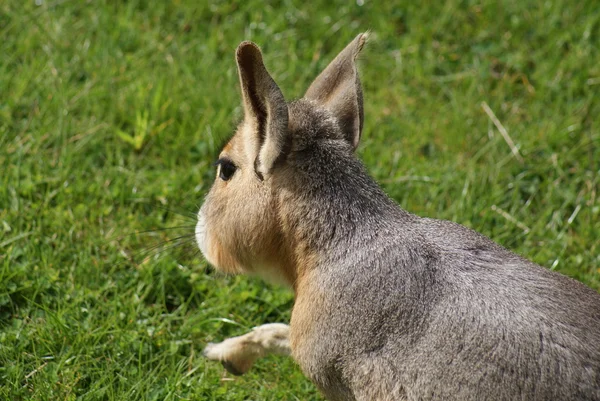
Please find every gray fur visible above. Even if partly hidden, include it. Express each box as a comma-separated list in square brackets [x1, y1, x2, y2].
[281, 100, 600, 400]
[200, 35, 600, 400]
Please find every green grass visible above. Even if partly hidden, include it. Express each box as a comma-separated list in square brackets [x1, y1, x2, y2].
[1, 0, 599, 399]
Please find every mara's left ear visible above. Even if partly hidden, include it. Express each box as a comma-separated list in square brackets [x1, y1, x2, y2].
[304, 33, 367, 150]
[236, 41, 289, 179]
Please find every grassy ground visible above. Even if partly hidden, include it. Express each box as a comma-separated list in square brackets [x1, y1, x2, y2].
[1, 0, 599, 399]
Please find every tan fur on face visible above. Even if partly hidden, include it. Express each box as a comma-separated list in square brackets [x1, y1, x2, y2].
[198, 123, 298, 285]
[197, 39, 350, 288]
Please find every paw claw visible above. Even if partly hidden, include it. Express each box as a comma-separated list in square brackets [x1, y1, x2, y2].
[221, 360, 244, 376]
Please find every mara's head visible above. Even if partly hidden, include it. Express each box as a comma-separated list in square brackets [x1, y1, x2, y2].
[196, 33, 369, 286]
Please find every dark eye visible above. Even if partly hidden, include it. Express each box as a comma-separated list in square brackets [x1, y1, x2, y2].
[217, 159, 237, 181]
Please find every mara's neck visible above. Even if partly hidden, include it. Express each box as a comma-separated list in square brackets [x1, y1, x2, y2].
[275, 156, 413, 292]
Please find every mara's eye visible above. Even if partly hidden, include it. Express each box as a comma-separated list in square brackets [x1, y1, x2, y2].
[216, 159, 237, 181]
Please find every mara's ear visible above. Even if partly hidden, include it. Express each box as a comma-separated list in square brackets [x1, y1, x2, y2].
[304, 33, 367, 150]
[236, 41, 289, 179]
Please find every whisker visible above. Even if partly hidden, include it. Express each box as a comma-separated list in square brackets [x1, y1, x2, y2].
[107, 225, 197, 242]
[135, 238, 198, 263]
[176, 245, 203, 262]
[134, 235, 197, 257]
[109, 199, 206, 267]
[137, 233, 197, 251]
[153, 204, 198, 220]
[127, 198, 199, 220]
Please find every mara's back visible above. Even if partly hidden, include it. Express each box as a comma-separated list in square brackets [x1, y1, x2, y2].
[307, 214, 600, 400]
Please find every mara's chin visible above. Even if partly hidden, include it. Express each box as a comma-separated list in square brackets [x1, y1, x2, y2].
[195, 214, 244, 275]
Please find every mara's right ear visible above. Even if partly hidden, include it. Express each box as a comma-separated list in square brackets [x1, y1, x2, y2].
[304, 33, 367, 151]
[236, 42, 289, 179]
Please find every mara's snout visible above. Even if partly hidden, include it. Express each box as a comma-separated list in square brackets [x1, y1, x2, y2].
[194, 206, 209, 266]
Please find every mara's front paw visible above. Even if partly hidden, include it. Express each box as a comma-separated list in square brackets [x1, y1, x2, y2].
[203, 324, 291, 375]
[203, 337, 259, 376]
